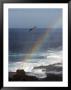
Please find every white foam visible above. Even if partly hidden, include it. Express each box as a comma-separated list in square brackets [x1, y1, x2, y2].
[9, 50, 62, 72]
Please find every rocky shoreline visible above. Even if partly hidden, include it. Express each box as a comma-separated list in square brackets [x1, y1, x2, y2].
[9, 63, 62, 81]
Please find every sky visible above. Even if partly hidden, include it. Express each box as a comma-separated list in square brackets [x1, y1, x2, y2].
[9, 9, 62, 28]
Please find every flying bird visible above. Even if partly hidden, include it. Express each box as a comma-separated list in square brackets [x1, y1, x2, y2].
[29, 26, 37, 32]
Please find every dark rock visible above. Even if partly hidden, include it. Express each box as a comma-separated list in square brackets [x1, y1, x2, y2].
[9, 64, 62, 81]
[9, 69, 38, 81]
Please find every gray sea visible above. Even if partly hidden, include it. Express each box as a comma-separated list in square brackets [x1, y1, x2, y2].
[9, 28, 62, 79]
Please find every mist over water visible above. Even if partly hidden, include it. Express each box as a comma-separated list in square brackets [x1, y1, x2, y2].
[9, 28, 62, 74]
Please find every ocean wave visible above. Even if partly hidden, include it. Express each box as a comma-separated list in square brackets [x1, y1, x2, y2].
[26, 62, 62, 79]
[9, 50, 62, 73]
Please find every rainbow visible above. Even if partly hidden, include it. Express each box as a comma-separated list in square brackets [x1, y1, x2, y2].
[23, 27, 50, 62]
[22, 15, 62, 66]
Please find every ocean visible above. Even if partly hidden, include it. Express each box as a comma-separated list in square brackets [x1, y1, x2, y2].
[9, 28, 62, 78]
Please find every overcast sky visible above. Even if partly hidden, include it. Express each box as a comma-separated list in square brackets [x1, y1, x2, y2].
[9, 9, 62, 28]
